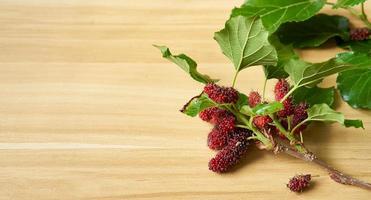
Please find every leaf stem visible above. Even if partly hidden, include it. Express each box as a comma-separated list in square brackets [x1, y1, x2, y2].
[232, 71, 239, 88]
[280, 85, 298, 103]
[360, 3, 371, 29]
[262, 78, 268, 101]
[291, 119, 309, 135]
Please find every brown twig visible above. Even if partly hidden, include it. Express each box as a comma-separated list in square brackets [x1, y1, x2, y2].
[277, 143, 371, 190]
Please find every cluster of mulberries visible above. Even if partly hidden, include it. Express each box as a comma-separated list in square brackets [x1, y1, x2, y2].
[204, 83, 239, 104]
[248, 91, 275, 135]
[287, 174, 312, 192]
[274, 79, 309, 135]
[350, 28, 370, 41]
[208, 128, 251, 173]
[200, 84, 251, 173]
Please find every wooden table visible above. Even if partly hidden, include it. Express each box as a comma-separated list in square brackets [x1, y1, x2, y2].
[0, 0, 370, 199]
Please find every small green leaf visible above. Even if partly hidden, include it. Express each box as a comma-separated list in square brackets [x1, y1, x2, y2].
[180, 93, 215, 117]
[233, 0, 326, 33]
[154, 45, 217, 84]
[253, 102, 284, 115]
[240, 105, 255, 116]
[305, 104, 363, 129]
[214, 16, 277, 73]
[292, 86, 335, 107]
[336, 52, 371, 109]
[277, 14, 350, 48]
[284, 57, 353, 88]
[263, 35, 297, 79]
[306, 104, 344, 123]
[236, 93, 249, 110]
[344, 119, 364, 129]
[334, 0, 367, 8]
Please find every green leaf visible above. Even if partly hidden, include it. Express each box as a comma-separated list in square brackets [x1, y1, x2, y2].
[240, 105, 255, 116]
[306, 104, 344, 123]
[252, 102, 284, 115]
[344, 119, 364, 129]
[233, 0, 326, 33]
[154, 45, 217, 84]
[305, 104, 363, 129]
[263, 35, 297, 79]
[292, 86, 335, 107]
[284, 57, 353, 88]
[180, 93, 215, 117]
[214, 16, 277, 72]
[336, 52, 371, 68]
[236, 93, 249, 110]
[336, 52, 371, 109]
[334, 0, 367, 8]
[277, 14, 350, 48]
[340, 40, 371, 55]
[337, 68, 371, 109]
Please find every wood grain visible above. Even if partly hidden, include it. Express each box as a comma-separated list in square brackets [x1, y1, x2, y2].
[0, 0, 370, 199]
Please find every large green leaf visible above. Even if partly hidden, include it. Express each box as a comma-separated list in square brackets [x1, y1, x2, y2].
[292, 86, 335, 107]
[214, 16, 277, 72]
[263, 35, 296, 79]
[277, 14, 350, 48]
[180, 93, 215, 117]
[337, 68, 371, 109]
[340, 40, 371, 55]
[303, 104, 363, 129]
[284, 58, 353, 88]
[233, 0, 326, 33]
[336, 52, 371, 109]
[154, 45, 216, 84]
[334, 0, 367, 8]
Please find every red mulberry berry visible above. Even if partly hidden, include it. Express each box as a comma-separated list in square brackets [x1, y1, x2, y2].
[253, 116, 272, 130]
[199, 107, 222, 123]
[204, 83, 239, 104]
[208, 133, 249, 173]
[277, 98, 294, 118]
[274, 79, 290, 101]
[287, 174, 312, 192]
[292, 102, 309, 134]
[350, 28, 370, 41]
[230, 128, 253, 141]
[207, 127, 229, 150]
[248, 91, 261, 107]
[217, 114, 236, 134]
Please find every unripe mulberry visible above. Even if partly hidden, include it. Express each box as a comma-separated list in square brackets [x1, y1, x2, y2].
[248, 91, 261, 107]
[287, 174, 312, 192]
[204, 83, 239, 104]
[350, 28, 370, 41]
[208, 130, 249, 173]
[274, 79, 290, 101]
[253, 116, 272, 130]
[207, 127, 229, 150]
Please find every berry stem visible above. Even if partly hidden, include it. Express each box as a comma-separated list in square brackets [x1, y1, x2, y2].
[226, 105, 273, 149]
[279, 143, 371, 190]
[291, 119, 308, 135]
[270, 114, 307, 153]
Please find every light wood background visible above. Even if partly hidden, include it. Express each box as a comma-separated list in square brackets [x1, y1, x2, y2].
[0, 0, 370, 199]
